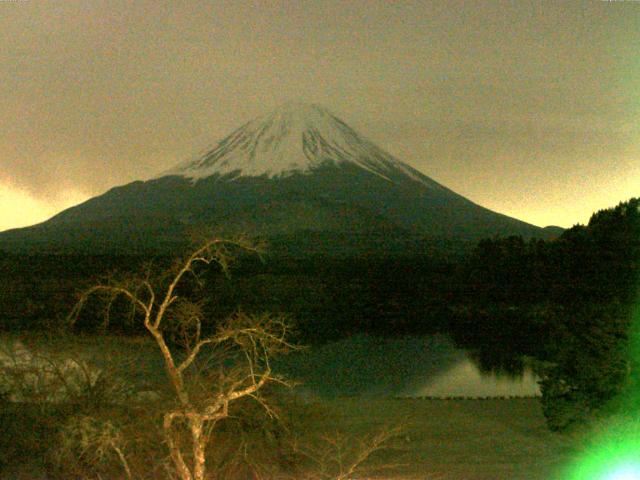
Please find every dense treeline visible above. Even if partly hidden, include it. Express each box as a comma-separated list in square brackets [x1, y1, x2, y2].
[202, 255, 460, 343]
[463, 207, 638, 306]
[0, 254, 148, 331]
[0, 251, 460, 341]
[455, 198, 639, 429]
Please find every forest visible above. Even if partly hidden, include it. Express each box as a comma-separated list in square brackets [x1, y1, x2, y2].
[0, 197, 638, 433]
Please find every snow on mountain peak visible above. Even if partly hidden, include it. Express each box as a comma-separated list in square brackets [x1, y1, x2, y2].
[159, 103, 439, 188]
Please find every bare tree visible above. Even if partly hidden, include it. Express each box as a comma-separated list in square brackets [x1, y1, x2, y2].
[291, 426, 406, 480]
[69, 238, 296, 480]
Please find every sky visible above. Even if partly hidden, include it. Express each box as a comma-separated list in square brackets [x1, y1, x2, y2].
[1, 0, 638, 232]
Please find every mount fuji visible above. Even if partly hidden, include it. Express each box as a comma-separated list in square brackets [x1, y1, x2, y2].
[0, 103, 559, 255]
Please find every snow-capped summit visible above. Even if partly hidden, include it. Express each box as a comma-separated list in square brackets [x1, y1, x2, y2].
[161, 103, 440, 188]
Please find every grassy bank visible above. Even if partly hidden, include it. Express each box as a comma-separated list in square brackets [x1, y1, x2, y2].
[0, 397, 578, 479]
[308, 397, 577, 480]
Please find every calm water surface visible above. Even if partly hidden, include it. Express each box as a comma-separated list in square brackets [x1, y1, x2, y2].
[275, 334, 540, 398]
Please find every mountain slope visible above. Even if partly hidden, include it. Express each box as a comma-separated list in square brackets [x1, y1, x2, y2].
[0, 103, 557, 255]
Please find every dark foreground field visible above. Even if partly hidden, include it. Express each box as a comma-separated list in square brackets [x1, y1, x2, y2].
[1, 398, 577, 480]
[308, 397, 576, 480]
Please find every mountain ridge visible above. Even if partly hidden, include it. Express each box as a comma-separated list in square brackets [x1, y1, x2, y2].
[0, 103, 560, 255]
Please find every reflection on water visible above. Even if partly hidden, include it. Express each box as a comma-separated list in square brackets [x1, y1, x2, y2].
[275, 334, 540, 398]
[409, 357, 540, 398]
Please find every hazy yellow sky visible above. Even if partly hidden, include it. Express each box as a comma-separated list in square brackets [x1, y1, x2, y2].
[1, 0, 638, 232]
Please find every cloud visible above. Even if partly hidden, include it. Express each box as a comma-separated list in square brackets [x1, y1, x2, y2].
[0, 181, 88, 232]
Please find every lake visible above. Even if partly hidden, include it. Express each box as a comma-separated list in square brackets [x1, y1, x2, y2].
[0, 332, 541, 402]
[274, 334, 541, 398]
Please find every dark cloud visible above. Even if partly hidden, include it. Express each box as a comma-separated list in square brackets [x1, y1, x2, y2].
[1, 0, 638, 227]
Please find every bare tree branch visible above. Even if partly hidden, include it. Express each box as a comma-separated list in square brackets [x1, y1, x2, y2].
[67, 236, 295, 480]
[177, 338, 216, 374]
